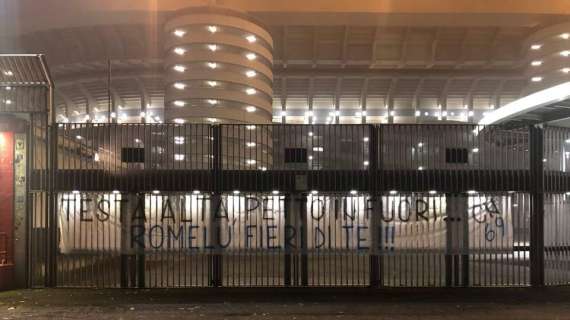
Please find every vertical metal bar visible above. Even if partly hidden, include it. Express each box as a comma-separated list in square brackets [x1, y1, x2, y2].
[368, 124, 380, 287]
[530, 125, 545, 287]
[210, 124, 222, 287]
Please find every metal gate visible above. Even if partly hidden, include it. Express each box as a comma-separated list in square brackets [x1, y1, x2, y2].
[26, 122, 558, 288]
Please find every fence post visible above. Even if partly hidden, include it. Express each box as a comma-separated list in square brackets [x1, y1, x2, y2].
[210, 124, 223, 287]
[530, 125, 545, 287]
[46, 122, 58, 287]
[368, 124, 381, 287]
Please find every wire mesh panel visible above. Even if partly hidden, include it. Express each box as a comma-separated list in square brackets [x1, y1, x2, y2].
[544, 193, 570, 285]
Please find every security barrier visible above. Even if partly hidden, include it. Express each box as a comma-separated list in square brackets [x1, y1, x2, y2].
[24, 123, 570, 288]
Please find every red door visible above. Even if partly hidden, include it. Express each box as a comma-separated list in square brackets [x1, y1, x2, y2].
[0, 132, 14, 289]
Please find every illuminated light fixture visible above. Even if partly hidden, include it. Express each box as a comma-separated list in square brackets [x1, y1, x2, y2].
[310, 190, 319, 195]
[207, 81, 218, 87]
[173, 82, 186, 90]
[442, 111, 448, 117]
[415, 110, 420, 117]
[259, 166, 267, 171]
[490, 104, 495, 109]
[207, 99, 218, 106]
[76, 135, 83, 140]
[355, 111, 362, 117]
[390, 111, 395, 116]
[173, 47, 186, 55]
[472, 148, 480, 153]
[173, 118, 185, 124]
[280, 111, 287, 117]
[335, 111, 340, 116]
[417, 142, 424, 148]
[363, 137, 369, 142]
[112, 190, 120, 194]
[424, 112, 429, 116]
[246, 88, 256, 95]
[174, 154, 185, 161]
[140, 111, 146, 117]
[246, 35, 257, 43]
[308, 155, 314, 160]
[5, 99, 11, 105]
[193, 190, 201, 195]
[543, 158, 547, 162]
[531, 44, 542, 50]
[561, 33, 570, 40]
[389, 190, 398, 195]
[350, 190, 358, 195]
[110, 112, 117, 118]
[363, 161, 369, 166]
[72, 110, 80, 115]
[245, 70, 257, 78]
[272, 190, 279, 195]
[174, 136, 185, 145]
[361, 111, 367, 116]
[173, 65, 186, 73]
[312, 147, 324, 152]
[5, 86, 11, 90]
[531, 60, 543, 66]
[72, 190, 80, 194]
[468, 111, 474, 117]
[246, 106, 256, 113]
[246, 125, 256, 130]
[174, 100, 186, 107]
[563, 68, 570, 74]
[152, 190, 161, 194]
[246, 142, 256, 147]
[173, 29, 186, 37]
[246, 159, 256, 165]
[467, 190, 477, 194]
[561, 50, 570, 57]
[418, 166, 425, 171]
[207, 62, 218, 69]
[429, 190, 437, 195]
[531, 76, 543, 82]
[207, 117, 218, 123]
[208, 25, 218, 33]
[93, 107, 99, 112]
[233, 190, 240, 195]
[246, 53, 257, 61]
[208, 44, 218, 52]
[308, 131, 314, 137]
[134, 138, 142, 144]
[3, 70, 13, 76]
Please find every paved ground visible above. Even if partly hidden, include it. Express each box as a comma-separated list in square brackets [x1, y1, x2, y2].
[1, 287, 570, 319]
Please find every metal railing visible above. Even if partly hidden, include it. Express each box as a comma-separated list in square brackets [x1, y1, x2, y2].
[23, 123, 570, 288]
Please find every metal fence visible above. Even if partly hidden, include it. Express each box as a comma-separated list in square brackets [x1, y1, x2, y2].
[24, 123, 570, 288]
